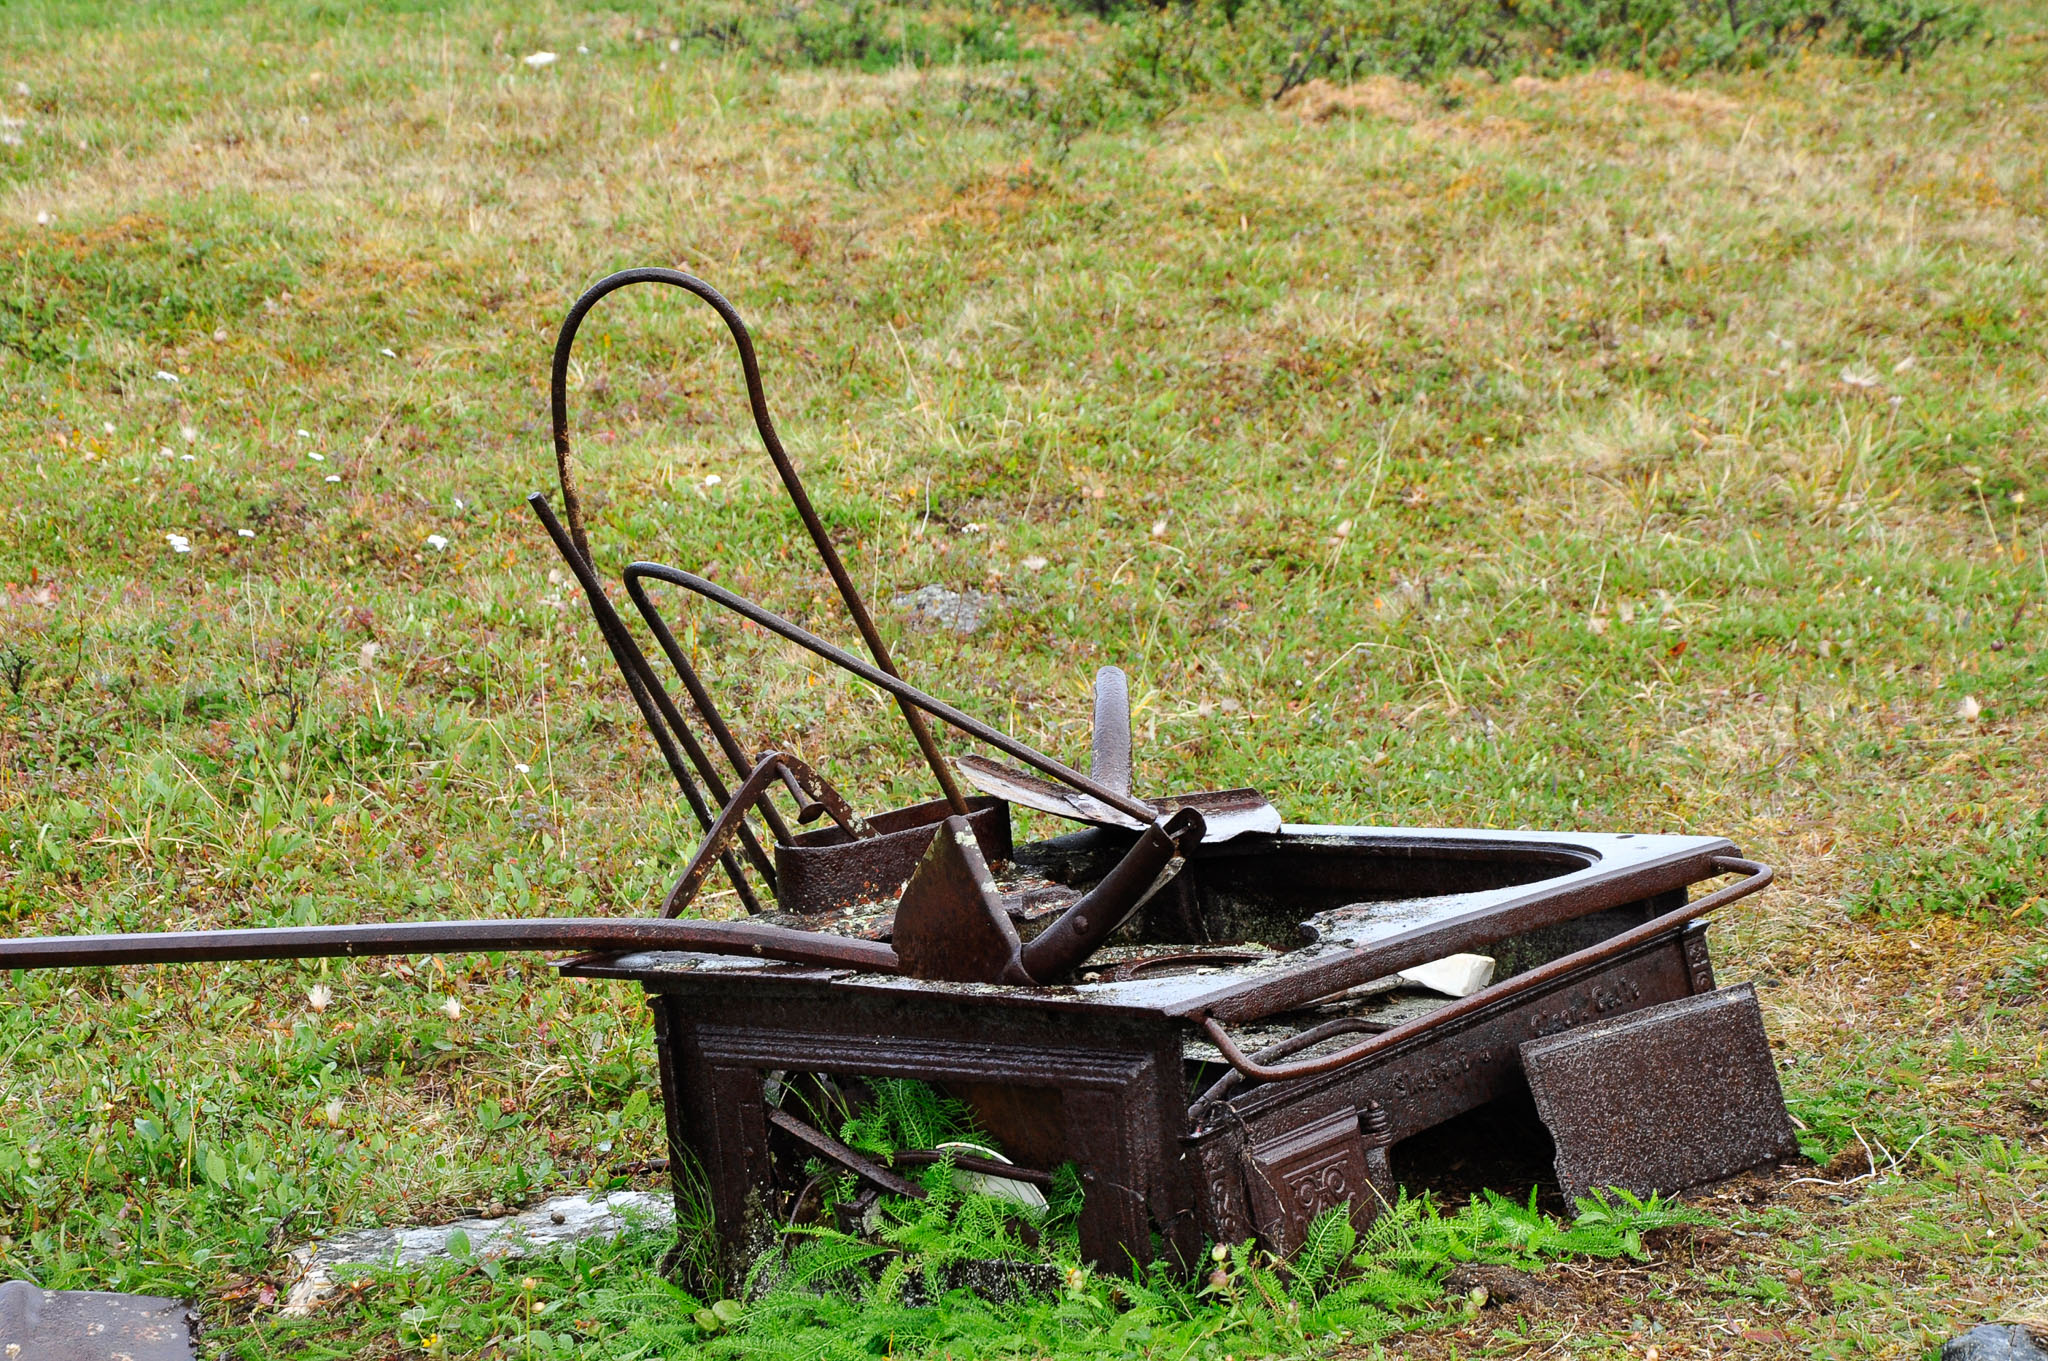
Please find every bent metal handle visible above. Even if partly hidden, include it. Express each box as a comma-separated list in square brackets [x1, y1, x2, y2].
[1199, 855, 1772, 1086]
[0, 918, 898, 974]
[548, 268, 968, 815]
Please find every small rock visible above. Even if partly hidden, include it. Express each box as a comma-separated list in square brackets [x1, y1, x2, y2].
[895, 585, 991, 634]
[1443, 1264, 1552, 1308]
[1944, 1326, 2048, 1361]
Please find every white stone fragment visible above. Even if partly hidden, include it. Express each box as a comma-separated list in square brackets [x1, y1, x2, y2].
[283, 1190, 673, 1315]
[1397, 953, 1496, 999]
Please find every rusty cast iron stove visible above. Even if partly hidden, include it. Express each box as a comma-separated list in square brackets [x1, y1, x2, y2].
[0, 270, 1796, 1289]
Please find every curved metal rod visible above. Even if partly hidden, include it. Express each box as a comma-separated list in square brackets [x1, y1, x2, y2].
[1187, 1015, 1393, 1123]
[531, 493, 786, 899]
[1197, 855, 1773, 1091]
[548, 268, 968, 814]
[622, 563, 1160, 827]
[0, 917, 899, 974]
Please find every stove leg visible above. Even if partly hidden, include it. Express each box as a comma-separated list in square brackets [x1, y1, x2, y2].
[650, 993, 775, 1286]
[1063, 1063, 1198, 1276]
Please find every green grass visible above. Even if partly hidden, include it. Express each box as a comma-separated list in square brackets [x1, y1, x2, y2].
[2, 0, 2046, 1355]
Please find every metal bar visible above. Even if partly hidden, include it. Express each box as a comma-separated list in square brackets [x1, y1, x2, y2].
[1198, 856, 1771, 1086]
[622, 564, 1162, 827]
[531, 495, 785, 896]
[0, 917, 901, 974]
[765, 1108, 927, 1200]
[662, 754, 848, 919]
[546, 268, 969, 815]
[886, 1150, 1056, 1188]
[623, 549, 795, 840]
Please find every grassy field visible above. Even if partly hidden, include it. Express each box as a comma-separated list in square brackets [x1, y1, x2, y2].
[2, 0, 2045, 1356]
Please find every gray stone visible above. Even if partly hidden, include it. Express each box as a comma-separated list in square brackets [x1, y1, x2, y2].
[1944, 1325, 2048, 1361]
[0, 1280, 198, 1360]
[895, 585, 992, 633]
[283, 1190, 673, 1314]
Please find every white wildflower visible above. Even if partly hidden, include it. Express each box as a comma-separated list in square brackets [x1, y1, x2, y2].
[1840, 367, 1879, 389]
[164, 533, 192, 554]
[441, 996, 462, 1019]
[212, 328, 227, 342]
[180, 424, 197, 442]
[323, 1098, 345, 1127]
[703, 473, 722, 486]
[425, 534, 449, 550]
[35, 209, 49, 226]
[515, 762, 531, 774]
[307, 983, 333, 1012]
[668, 38, 681, 52]
[576, 44, 590, 54]
[1892, 356, 1915, 374]
[1021, 555, 1048, 572]
[1150, 518, 1168, 538]
[523, 50, 557, 68]
[102, 421, 116, 434]
[1958, 695, 1983, 722]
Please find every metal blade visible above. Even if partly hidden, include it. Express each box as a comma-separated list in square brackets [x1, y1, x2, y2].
[953, 755, 1280, 842]
[1090, 666, 1132, 796]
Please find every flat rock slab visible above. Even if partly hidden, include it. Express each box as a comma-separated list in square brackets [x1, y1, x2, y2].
[0, 1280, 198, 1360]
[1945, 1325, 2048, 1361]
[895, 585, 991, 633]
[1521, 983, 1798, 1200]
[285, 1190, 674, 1314]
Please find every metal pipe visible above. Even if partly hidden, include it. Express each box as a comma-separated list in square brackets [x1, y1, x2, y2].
[547, 268, 969, 815]
[530, 494, 784, 897]
[0, 917, 900, 974]
[1197, 856, 1772, 1087]
[622, 563, 1162, 826]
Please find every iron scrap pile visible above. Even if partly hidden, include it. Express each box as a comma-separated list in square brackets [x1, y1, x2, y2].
[0, 271, 1799, 1282]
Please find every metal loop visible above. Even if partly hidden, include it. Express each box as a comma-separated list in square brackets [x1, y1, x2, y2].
[546, 268, 967, 813]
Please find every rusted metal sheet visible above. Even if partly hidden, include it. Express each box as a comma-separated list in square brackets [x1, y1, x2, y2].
[0, 1282, 197, 1361]
[1521, 983, 1800, 1199]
